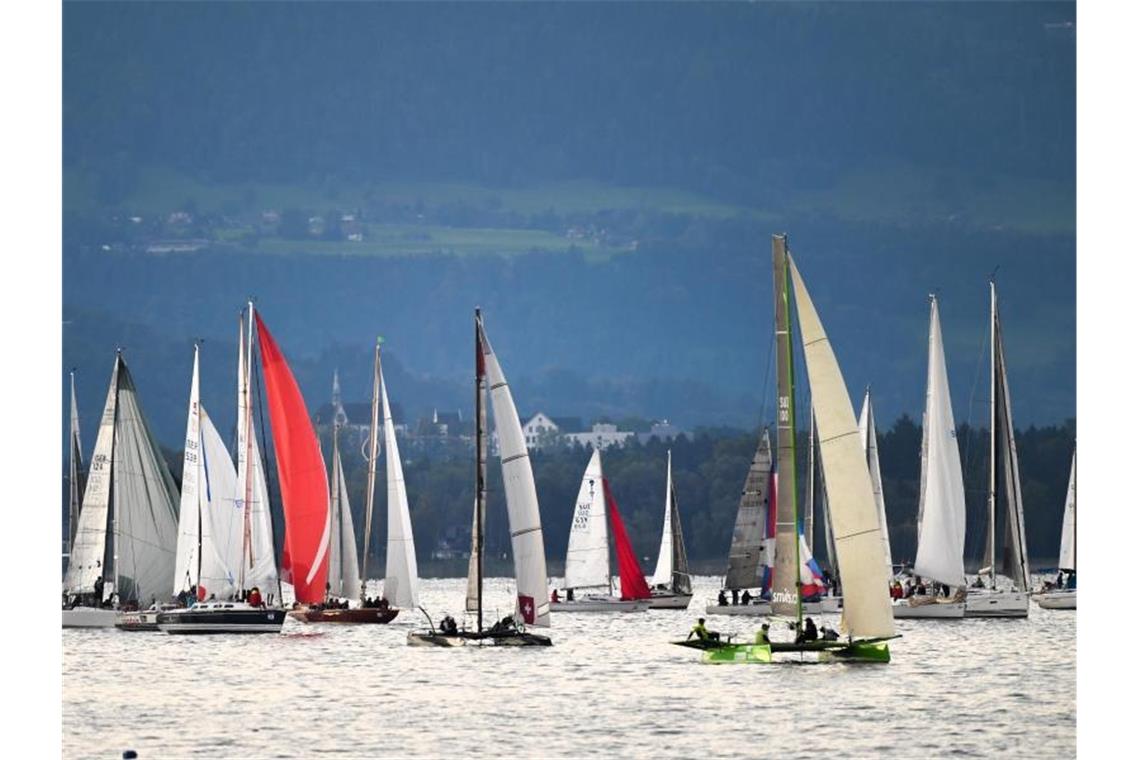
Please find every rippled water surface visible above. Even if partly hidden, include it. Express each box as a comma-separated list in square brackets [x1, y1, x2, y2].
[63, 575, 1075, 758]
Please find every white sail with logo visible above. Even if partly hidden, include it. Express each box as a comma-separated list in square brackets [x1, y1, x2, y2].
[564, 448, 610, 591]
[788, 255, 894, 639]
[912, 297, 967, 587]
[478, 319, 551, 627]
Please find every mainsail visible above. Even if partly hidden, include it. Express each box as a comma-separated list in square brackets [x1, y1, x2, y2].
[603, 478, 651, 600]
[724, 429, 773, 591]
[67, 371, 86, 555]
[380, 347, 420, 609]
[787, 248, 894, 639]
[478, 315, 551, 627]
[650, 450, 691, 593]
[912, 297, 967, 587]
[255, 312, 330, 604]
[326, 423, 361, 600]
[984, 283, 1031, 591]
[858, 391, 894, 577]
[235, 313, 278, 595]
[1058, 449, 1076, 572]
[564, 448, 610, 591]
[173, 346, 205, 595]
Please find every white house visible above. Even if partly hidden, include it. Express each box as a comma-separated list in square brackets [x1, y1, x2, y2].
[491, 412, 561, 454]
[564, 422, 636, 451]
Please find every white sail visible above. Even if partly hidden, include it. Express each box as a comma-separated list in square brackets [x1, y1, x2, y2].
[381, 353, 420, 609]
[63, 356, 120, 596]
[327, 434, 361, 599]
[479, 320, 551, 627]
[465, 496, 480, 613]
[110, 358, 181, 604]
[68, 371, 85, 555]
[236, 309, 279, 594]
[912, 298, 967, 587]
[1058, 450, 1076, 571]
[724, 430, 773, 590]
[788, 255, 894, 639]
[173, 347, 204, 594]
[858, 391, 894, 577]
[197, 406, 241, 599]
[564, 448, 610, 591]
[649, 451, 674, 586]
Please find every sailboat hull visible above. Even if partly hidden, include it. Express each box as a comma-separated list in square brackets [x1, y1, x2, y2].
[406, 629, 552, 647]
[647, 591, 693, 609]
[156, 604, 287, 634]
[115, 605, 179, 631]
[62, 607, 118, 628]
[1035, 590, 1076, 609]
[964, 590, 1029, 617]
[287, 606, 399, 624]
[696, 640, 891, 664]
[892, 599, 966, 619]
[551, 597, 648, 613]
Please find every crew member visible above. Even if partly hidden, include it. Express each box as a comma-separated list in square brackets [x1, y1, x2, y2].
[247, 586, 263, 608]
[755, 623, 771, 645]
[688, 617, 720, 642]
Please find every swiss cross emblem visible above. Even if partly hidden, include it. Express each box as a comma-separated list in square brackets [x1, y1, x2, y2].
[518, 594, 535, 624]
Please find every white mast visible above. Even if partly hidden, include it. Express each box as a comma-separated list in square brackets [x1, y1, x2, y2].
[987, 281, 997, 588]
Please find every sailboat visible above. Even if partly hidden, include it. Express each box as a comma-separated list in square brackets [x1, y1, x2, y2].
[964, 281, 1031, 618]
[1036, 447, 1076, 609]
[646, 450, 694, 609]
[686, 234, 897, 663]
[408, 309, 552, 646]
[892, 297, 968, 619]
[551, 448, 651, 612]
[159, 304, 316, 633]
[62, 352, 180, 628]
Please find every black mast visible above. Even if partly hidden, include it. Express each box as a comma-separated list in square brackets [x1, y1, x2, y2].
[475, 308, 487, 633]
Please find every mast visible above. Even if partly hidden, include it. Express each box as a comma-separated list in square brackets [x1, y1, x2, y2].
[330, 409, 341, 598]
[771, 233, 802, 624]
[806, 404, 815, 555]
[987, 280, 997, 588]
[239, 305, 256, 593]
[110, 349, 121, 602]
[361, 339, 381, 603]
[475, 308, 487, 633]
[195, 344, 203, 592]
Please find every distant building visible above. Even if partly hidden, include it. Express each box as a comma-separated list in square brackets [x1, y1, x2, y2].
[637, 419, 688, 445]
[490, 411, 561, 455]
[565, 422, 636, 451]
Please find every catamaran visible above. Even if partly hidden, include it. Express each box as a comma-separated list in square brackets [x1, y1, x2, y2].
[408, 309, 552, 646]
[893, 297, 968, 618]
[63, 352, 180, 628]
[682, 234, 897, 663]
[964, 281, 1031, 618]
[646, 450, 694, 609]
[552, 449, 651, 613]
[159, 305, 318, 633]
[1036, 447, 1076, 610]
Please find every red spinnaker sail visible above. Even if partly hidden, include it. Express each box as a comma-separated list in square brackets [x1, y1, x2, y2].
[255, 313, 330, 604]
[603, 478, 651, 600]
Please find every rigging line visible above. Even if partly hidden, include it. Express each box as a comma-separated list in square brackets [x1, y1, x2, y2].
[962, 308, 991, 564]
[758, 331, 776, 430]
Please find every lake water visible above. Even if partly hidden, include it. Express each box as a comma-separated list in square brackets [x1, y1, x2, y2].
[63, 575, 1075, 758]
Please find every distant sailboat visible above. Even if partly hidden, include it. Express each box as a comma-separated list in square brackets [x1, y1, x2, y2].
[965, 281, 1031, 617]
[893, 296, 968, 619]
[552, 448, 650, 612]
[686, 234, 896, 663]
[63, 352, 180, 628]
[408, 309, 552, 646]
[1036, 447, 1076, 609]
[646, 450, 694, 609]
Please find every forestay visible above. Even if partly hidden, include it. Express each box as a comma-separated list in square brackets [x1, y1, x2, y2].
[479, 319, 551, 627]
[564, 448, 610, 591]
[788, 253, 894, 639]
[912, 298, 967, 587]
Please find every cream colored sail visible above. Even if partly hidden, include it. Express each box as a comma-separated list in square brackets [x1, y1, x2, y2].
[912, 297, 967, 587]
[788, 255, 894, 639]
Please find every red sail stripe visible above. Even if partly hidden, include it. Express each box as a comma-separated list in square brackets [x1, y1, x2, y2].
[255, 313, 330, 604]
[603, 478, 652, 600]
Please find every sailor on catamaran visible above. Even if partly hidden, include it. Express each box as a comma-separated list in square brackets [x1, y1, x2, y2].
[688, 618, 720, 642]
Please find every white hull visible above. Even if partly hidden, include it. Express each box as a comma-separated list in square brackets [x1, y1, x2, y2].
[965, 590, 1029, 618]
[551, 597, 648, 613]
[1035, 590, 1076, 610]
[648, 592, 692, 610]
[62, 607, 118, 628]
[892, 599, 966, 619]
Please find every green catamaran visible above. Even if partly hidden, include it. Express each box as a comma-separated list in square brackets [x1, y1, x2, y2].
[691, 234, 898, 664]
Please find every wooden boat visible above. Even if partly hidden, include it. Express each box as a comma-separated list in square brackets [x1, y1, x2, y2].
[408, 310, 553, 647]
[646, 451, 694, 610]
[62, 353, 180, 628]
[288, 604, 399, 624]
[552, 449, 652, 613]
[684, 234, 898, 664]
[892, 297, 968, 620]
[965, 282, 1031, 618]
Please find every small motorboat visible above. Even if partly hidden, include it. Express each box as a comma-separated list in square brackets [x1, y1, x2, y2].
[288, 603, 399, 624]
